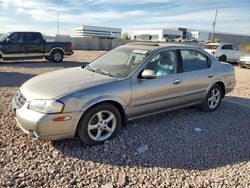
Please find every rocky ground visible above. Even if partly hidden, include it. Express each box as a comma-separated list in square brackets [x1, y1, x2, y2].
[0, 51, 249, 187]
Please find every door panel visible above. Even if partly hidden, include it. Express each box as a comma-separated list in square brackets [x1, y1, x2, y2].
[182, 69, 215, 105]
[24, 33, 44, 57]
[1, 33, 25, 58]
[130, 50, 182, 117]
[131, 75, 182, 117]
[180, 49, 215, 105]
[221, 44, 233, 61]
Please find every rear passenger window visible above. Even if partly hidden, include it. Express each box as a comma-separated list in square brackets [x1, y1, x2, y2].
[25, 33, 42, 43]
[232, 45, 239, 50]
[180, 50, 210, 72]
[221, 45, 233, 50]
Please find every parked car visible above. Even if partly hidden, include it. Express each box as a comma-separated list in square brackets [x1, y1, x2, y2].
[12, 43, 236, 145]
[0, 32, 73, 62]
[239, 55, 250, 68]
[203, 43, 246, 62]
[161, 37, 174, 42]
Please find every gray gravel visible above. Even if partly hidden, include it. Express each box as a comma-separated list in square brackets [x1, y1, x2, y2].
[1, 52, 250, 187]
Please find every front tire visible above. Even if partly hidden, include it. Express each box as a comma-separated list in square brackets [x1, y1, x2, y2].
[218, 55, 227, 62]
[51, 50, 64, 63]
[200, 84, 222, 112]
[77, 103, 121, 145]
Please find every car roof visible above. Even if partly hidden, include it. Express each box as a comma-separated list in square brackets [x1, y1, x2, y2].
[123, 42, 193, 51]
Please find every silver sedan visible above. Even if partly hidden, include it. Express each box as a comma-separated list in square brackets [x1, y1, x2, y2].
[12, 43, 236, 145]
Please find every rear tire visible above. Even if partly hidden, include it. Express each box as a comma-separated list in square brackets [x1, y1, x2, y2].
[218, 55, 227, 62]
[77, 103, 121, 146]
[51, 50, 64, 63]
[200, 84, 222, 112]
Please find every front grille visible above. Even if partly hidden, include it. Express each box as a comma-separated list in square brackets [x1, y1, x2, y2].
[14, 90, 26, 108]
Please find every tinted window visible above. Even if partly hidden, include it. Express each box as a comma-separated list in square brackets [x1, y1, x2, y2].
[181, 50, 209, 72]
[9, 33, 22, 43]
[25, 33, 42, 43]
[144, 50, 178, 77]
[221, 45, 233, 50]
[232, 45, 239, 50]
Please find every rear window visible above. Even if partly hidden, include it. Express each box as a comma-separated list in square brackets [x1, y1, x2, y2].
[221, 45, 233, 50]
[181, 50, 210, 72]
[203, 45, 218, 50]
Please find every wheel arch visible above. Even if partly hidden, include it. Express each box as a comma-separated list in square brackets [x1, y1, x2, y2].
[77, 99, 128, 132]
[49, 47, 65, 56]
[215, 81, 226, 98]
[218, 54, 227, 62]
[207, 81, 226, 98]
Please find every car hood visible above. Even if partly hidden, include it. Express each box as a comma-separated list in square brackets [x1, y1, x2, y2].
[20, 67, 116, 100]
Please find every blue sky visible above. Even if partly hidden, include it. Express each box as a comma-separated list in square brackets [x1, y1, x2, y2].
[0, 0, 249, 36]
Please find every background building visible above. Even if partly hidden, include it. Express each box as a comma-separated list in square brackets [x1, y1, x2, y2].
[74, 25, 121, 39]
[131, 28, 183, 41]
[131, 28, 250, 44]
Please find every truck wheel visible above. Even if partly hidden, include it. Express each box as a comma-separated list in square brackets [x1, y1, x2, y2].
[218, 55, 227, 62]
[51, 50, 64, 63]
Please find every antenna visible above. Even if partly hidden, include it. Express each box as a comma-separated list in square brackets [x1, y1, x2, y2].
[57, 12, 60, 36]
[211, 9, 218, 42]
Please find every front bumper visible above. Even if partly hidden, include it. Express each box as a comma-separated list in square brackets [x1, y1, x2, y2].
[12, 98, 81, 140]
[239, 61, 250, 68]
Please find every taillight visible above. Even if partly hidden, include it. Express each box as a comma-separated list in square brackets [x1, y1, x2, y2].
[69, 44, 73, 50]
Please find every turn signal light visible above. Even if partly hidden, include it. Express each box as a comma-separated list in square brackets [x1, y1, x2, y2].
[53, 116, 72, 121]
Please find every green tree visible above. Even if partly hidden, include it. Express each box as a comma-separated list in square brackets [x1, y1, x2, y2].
[212, 38, 221, 43]
[122, 32, 130, 40]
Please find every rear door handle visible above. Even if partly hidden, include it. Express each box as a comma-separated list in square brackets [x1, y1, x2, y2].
[208, 74, 213, 78]
[173, 79, 181, 84]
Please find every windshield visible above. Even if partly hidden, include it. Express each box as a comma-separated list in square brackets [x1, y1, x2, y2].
[86, 47, 149, 78]
[203, 45, 218, 50]
[0, 33, 10, 42]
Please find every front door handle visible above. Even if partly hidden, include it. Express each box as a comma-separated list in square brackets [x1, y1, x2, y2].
[208, 74, 213, 78]
[173, 79, 181, 84]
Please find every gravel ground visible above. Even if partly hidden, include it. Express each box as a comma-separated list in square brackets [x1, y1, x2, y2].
[0, 51, 250, 188]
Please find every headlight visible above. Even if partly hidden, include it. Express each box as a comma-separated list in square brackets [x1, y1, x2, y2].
[28, 100, 64, 114]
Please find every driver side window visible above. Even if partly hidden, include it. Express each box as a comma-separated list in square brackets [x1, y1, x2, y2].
[144, 50, 178, 77]
[9, 33, 22, 43]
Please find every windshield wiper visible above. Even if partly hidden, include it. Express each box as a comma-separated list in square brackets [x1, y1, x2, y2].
[97, 69, 115, 77]
[84, 65, 96, 73]
[84, 65, 116, 77]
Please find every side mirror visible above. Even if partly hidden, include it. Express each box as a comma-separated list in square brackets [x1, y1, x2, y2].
[141, 69, 156, 79]
[6, 38, 10, 43]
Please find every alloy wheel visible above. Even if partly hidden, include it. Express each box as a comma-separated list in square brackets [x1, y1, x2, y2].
[53, 52, 62, 62]
[208, 88, 221, 109]
[87, 110, 116, 141]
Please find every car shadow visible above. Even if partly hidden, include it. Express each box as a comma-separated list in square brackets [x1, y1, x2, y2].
[0, 72, 36, 87]
[53, 98, 250, 171]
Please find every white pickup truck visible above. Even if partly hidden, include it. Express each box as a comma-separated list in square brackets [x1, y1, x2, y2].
[203, 43, 246, 62]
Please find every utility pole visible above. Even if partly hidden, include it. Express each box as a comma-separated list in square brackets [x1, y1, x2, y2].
[57, 12, 60, 36]
[211, 9, 218, 42]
